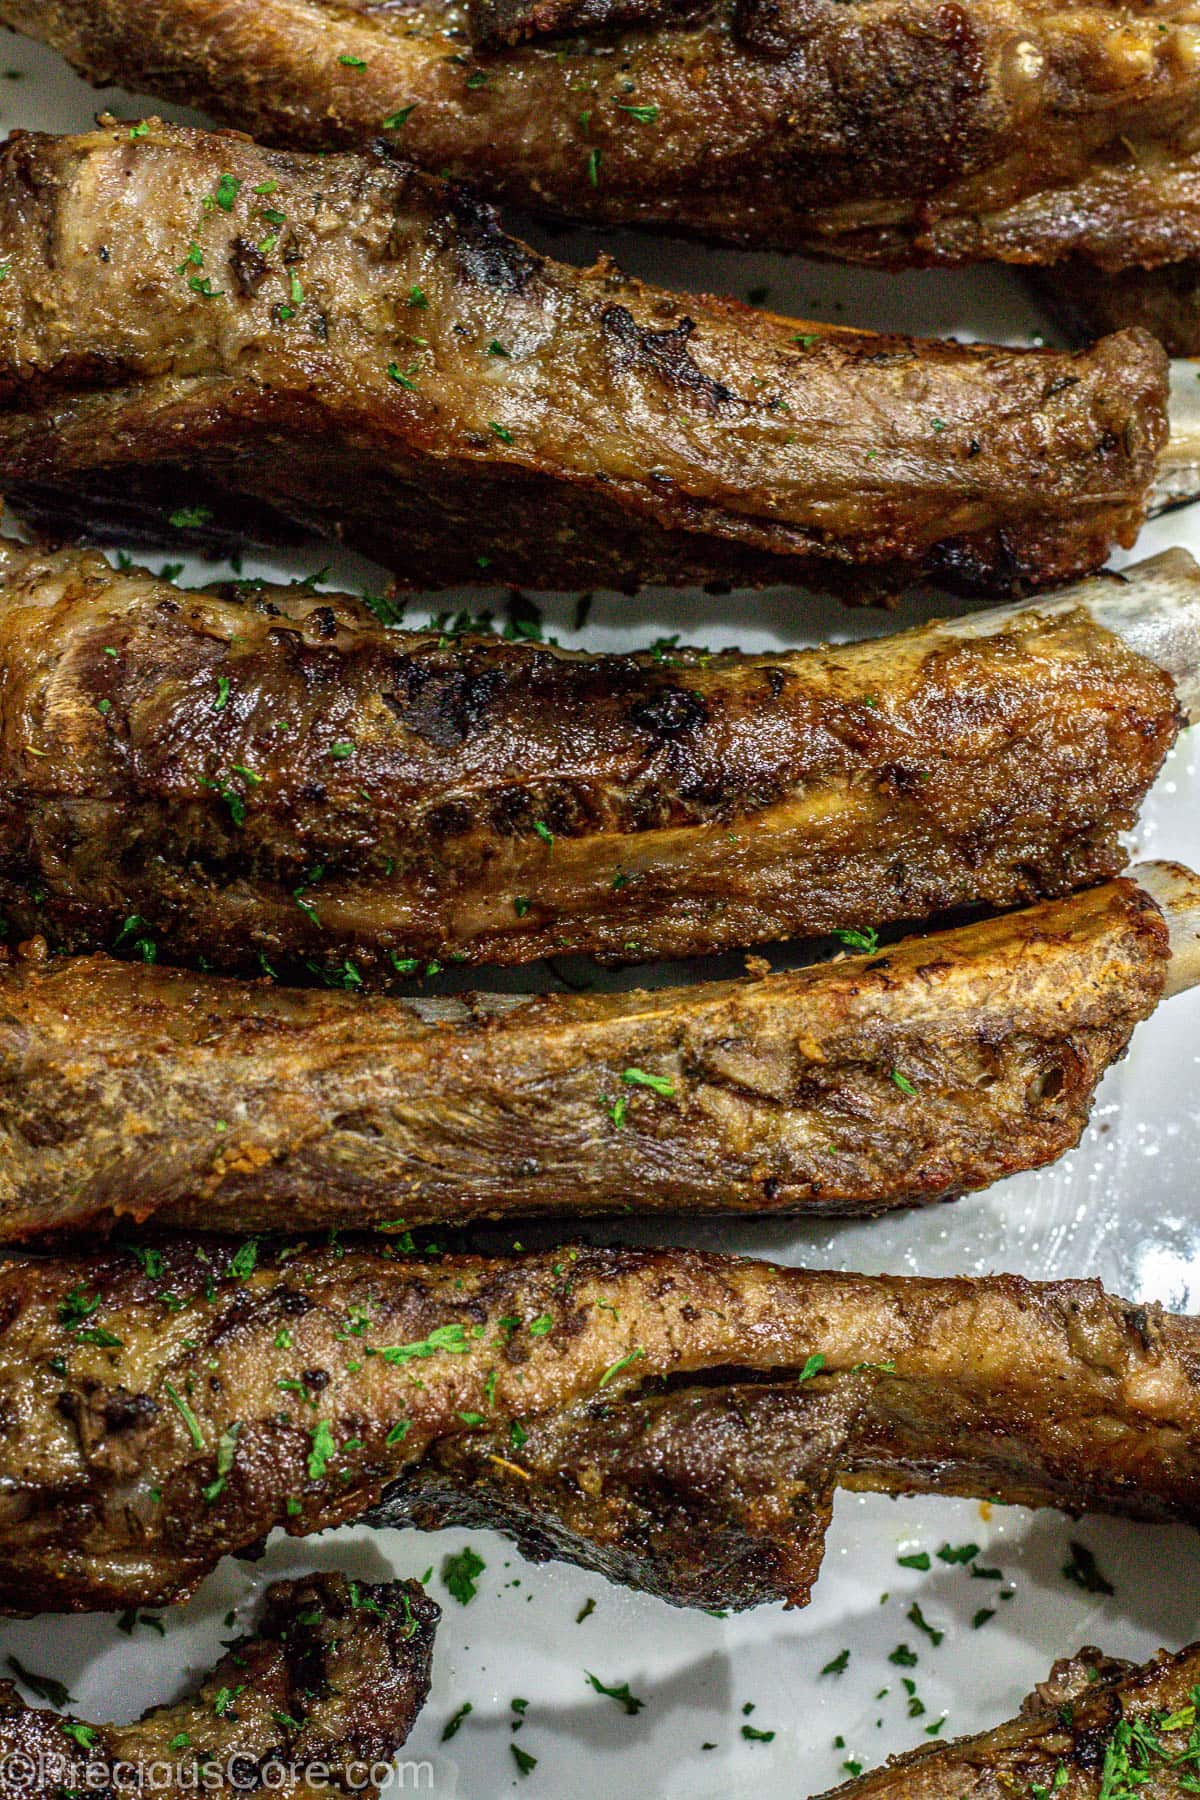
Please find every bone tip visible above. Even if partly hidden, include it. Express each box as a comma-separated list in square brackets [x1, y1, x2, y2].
[1135, 860, 1200, 997]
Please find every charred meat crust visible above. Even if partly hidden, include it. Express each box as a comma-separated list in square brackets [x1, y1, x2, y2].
[7, 0, 1200, 268]
[0, 879, 1171, 1234]
[817, 1641, 1200, 1796]
[1, 1241, 1199, 1614]
[0, 544, 1181, 975]
[0, 1574, 438, 1797]
[0, 123, 1169, 594]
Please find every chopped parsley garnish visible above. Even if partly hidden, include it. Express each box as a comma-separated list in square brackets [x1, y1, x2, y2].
[339, 52, 368, 67]
[202, 1422, 242, 1504]
[489, 421, 514, 443]
[741, 1723, 775, 1743]
[511, 1744, 537, 1775]
[620, 1067, 675, 1098]
[442, 1545, 486, 1605]
[585, 1671, 645, 1715]
[598, 1347, 644, 1388]
[383, 105, 416, 129]
[442, 1701, 473, 1741]
[164, 1381, 205, 1450]
[797, 1352, 826, 1384]
[897, 1551, 931, 1571]
[307, 1419, 336, 1480]
[890, 1069, 917, 1096]
[379, 1323, 470, 1363]
[834, 924, 879, 954]
[214, 174, 243, 212]
[821, 1649, 850, 1676]
[907, 1602, 944, 1647]
[616, 103, 659, 123]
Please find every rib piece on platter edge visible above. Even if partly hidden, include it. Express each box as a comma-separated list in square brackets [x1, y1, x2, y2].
[7, 1241, 1200, 1615]
[6, 863, 1200, 1234]
[817, 1641, 1200, 1797]
[8, 0, 1200, 273]
[2, 542, 1195, 976]
[0, 1576, 437, 1800]
[0, 121, 1171, 596]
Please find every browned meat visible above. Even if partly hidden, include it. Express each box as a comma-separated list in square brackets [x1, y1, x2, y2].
[0, 872, 1182, 1235]
[817, 1641, 1200, 1797]
[1035, 256, 1200, 357]
[0, 544, 1189, 978]
[3, 1240, 1200, 1615]
[0, 123, 1169, 595]
[0, 1574, 438, 1797]
[7, 0, 1200, 269]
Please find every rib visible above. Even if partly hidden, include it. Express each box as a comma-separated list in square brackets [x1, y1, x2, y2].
[0, 542, 1189, 977]
[0, 121, 1169, 596]
[0, 1574, 438, 1797]
[6, 0, 1200, 269]
[817, 1642, 1200, 1797]
[4, 1240, 1200, 1615]
[3, 865, 1195, 1235]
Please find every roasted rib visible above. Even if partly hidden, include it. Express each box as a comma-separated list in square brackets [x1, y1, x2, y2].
[0, 1575, 438, 1798]
[0, 542, 1192, 977]
[0, 122, 1171, 595]
[4, 1241, 1200, 1615]
[817, 1642, 1200, 1797]
[5, 863, 1198, 1234]
[6, 0, 1200, 270]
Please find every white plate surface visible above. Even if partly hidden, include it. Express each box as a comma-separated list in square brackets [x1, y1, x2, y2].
[3, 29, 1200, 1798]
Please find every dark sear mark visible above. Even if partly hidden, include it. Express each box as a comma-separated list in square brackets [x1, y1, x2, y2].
[629, 684, 709, 737]
[383, 659, 506, 748]
[440, 182, 542, 294]
[601, 307, 737, 412]
[229, 237, 270, 297]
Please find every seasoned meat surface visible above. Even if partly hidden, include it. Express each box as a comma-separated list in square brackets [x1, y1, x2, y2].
[0, 1575, 438, 1796]
[2, 1241, 1199, 1614]
[0, 124, 1168, 594]
[7, 0, 1200, 268]
[0, 878, 1171, 1233]
[819, 1641, 1200, 1796]
[0, 546, 1182, 973]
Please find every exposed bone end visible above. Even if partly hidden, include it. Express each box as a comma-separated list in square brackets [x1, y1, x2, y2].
[1135, 860, 1200, 996]
[1159, 358, 1200, 511]
[941, 548, 1200, 722]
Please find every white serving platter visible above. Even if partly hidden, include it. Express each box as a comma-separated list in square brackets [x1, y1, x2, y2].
[3, 27, 1200, 1797]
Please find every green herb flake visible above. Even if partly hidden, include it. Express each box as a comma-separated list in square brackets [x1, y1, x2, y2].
[307, 1418, 336, 1481]
[585, 1671, 646, 1715]
[442, 1545, 486, 1605]
[621, 1067, 675, 1098]
[164, 1380, 204, 1450]
[442, 1700, 473, 1741]
[598, 1347, 644, 1388]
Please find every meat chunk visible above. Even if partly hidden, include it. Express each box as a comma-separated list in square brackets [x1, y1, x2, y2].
[0, 1575, 438, 1797]
[0, 123, 1169, 594]
[6, 0, 1200, 268]
[0, 544, 1185, 975]
[0, 873, 1177, 1233]
[2, 1241, 1199, 1614]
[818, 1641, 1200, 1796]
